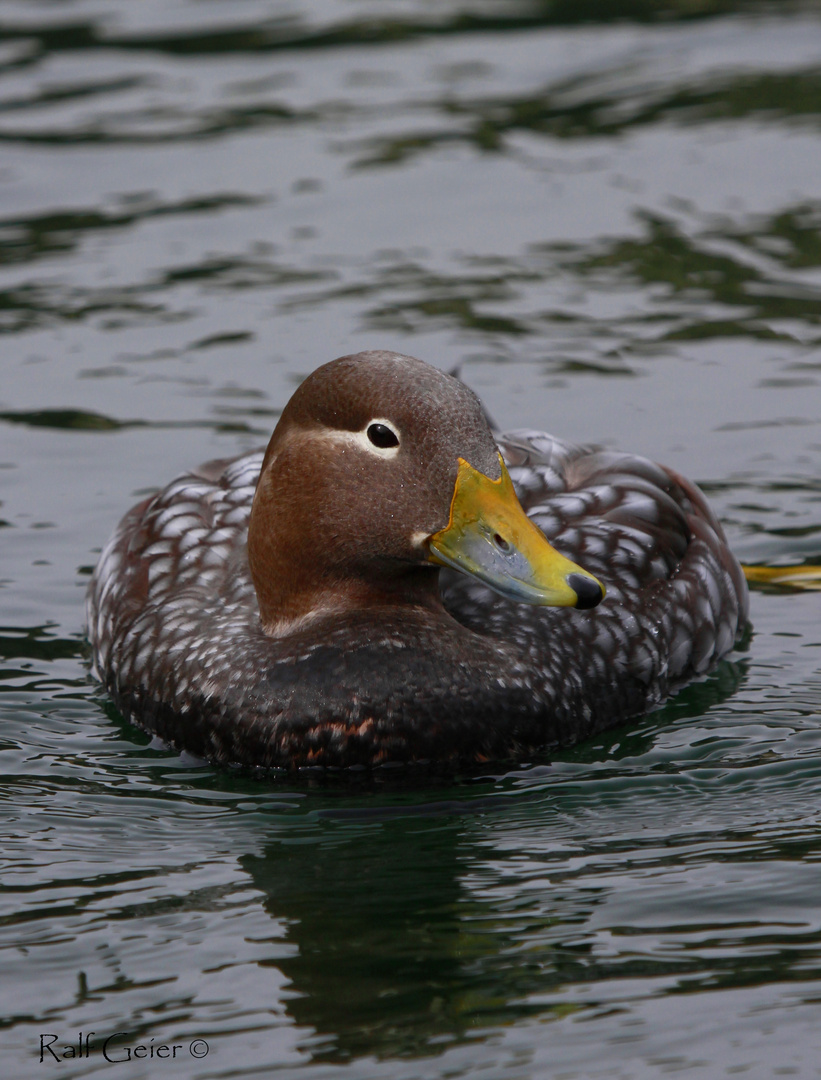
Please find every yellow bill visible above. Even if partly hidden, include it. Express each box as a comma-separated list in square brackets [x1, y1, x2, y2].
[428, 454, 605, 610]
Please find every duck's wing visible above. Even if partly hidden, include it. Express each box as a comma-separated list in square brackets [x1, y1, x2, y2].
[501, 430, 697, 589]
[87, 451, 263, 681]
[440, 429, 749, 694]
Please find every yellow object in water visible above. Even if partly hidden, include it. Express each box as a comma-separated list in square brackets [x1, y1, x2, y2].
[743, 564, 821, 590]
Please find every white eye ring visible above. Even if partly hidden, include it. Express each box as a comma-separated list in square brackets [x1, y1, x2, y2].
[318, 418, 401, 459]
[357, 417, 401, 459]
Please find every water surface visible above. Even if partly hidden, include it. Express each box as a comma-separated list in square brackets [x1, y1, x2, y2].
[2, 2, 821, 1077]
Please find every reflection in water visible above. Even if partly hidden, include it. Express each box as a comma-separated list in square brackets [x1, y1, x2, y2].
[243, 812, 560, 1061]
[356, 71, 821, 166]
[575, 209, 821, 342]
[0, 1, 783, 68]
[271, 204, 821, 353]
[0, 196, 258, 268]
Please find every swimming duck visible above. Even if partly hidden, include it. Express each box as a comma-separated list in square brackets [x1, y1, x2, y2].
[88, 350, 749, 770]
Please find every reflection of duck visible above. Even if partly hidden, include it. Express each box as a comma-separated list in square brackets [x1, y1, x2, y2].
[242, 809, 500, 1060]
[88, 351, 748, 769]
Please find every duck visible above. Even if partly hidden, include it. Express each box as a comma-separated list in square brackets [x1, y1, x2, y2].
[87, 350, 749, 771]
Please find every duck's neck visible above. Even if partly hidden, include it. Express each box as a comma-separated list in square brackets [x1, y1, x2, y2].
[250, 555, 445, 638]
[247, 477, 443, 638]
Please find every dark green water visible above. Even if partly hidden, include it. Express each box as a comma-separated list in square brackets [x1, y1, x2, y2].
[2, 2, 821, 1077]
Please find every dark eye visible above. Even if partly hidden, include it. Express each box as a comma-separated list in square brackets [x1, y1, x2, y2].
[367, 423, 399, 449]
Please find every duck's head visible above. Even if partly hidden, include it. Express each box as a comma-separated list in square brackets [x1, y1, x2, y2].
[248, 351, 604, 635]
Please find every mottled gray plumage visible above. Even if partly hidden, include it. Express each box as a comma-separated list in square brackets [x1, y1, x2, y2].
[87, 352, 749, 770]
